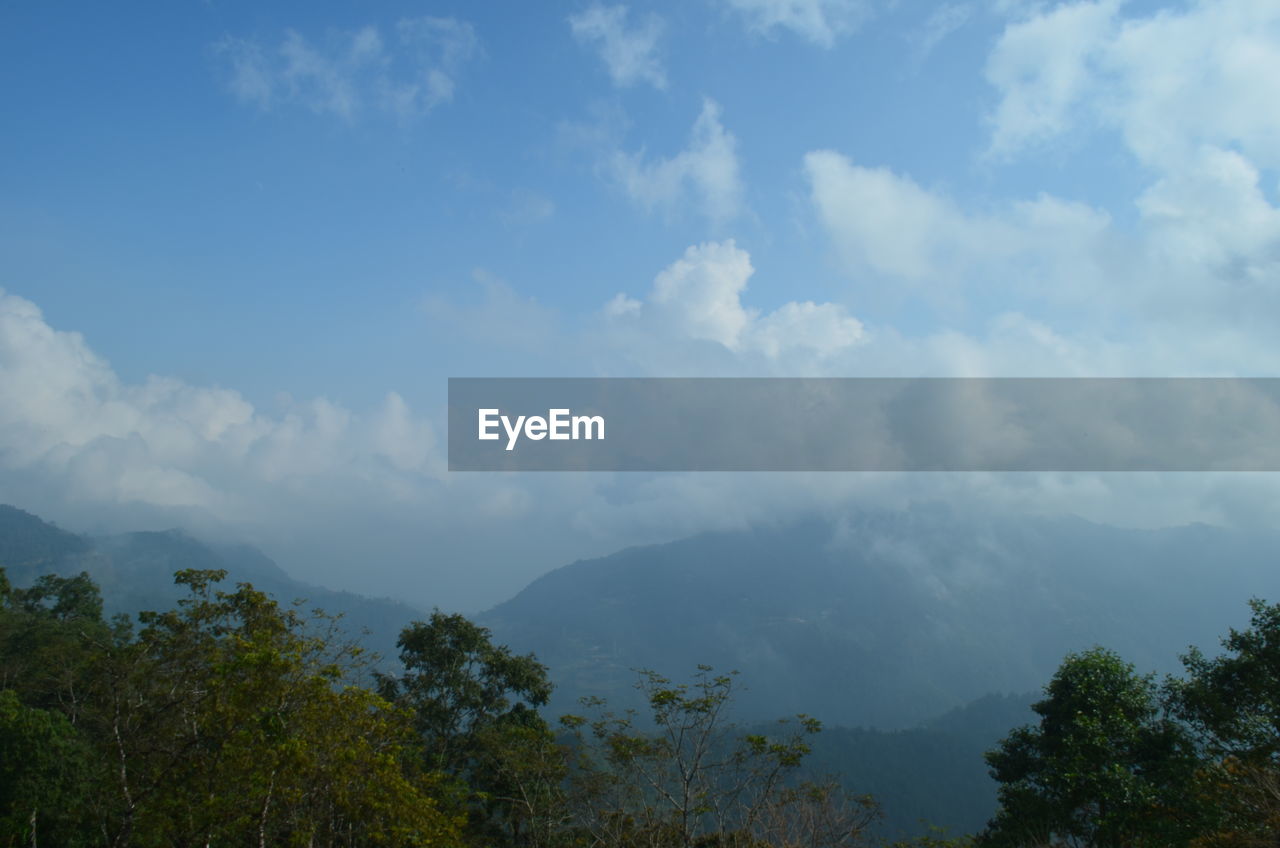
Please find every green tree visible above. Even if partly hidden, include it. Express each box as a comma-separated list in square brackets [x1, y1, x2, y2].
[0, 569, 114, 715]
[0, 688, 95, 847]
[981, 647, 1202, 848]
[1169, 598, 1280, 844]
[1175, 599, 1280, 762]
[85, 569, 461, 847]
[0, 568, 106, 846]
[380, 611, 558, 847]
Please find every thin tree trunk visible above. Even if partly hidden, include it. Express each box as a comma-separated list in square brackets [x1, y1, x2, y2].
[258, 771, 276, 848]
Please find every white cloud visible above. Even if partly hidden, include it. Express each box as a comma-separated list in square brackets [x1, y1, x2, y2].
[805, 141, 1280, 360]
[912, 3, 975, 60]
[216, 16, 479, 121]
[806, 151, 984, 281]
[984, 0, 1120, 155]
[804, 149, 1112, 304]
[986, 0, 1280, 170]
[953, 1, 1280, 331]
[604, 240, 865, 360]
[569, 5, 666, 89]
[603, 292, 643, 317]
[720, 0, 874, 47]
[1137, 147, 1280, 272]
[0, 289, 610, 609]
[610, 98, 745, 224]
[751, 300, 867, 359]
[649, 240, 756, 348]
[0, 290, 444, 516]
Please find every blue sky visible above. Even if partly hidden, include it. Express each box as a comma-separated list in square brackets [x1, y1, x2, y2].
[4, 0, 1280, 609]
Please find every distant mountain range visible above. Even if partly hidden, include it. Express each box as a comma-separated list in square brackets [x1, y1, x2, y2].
[9, 501, 1274, 835]
[0, 504, 425, 663]
[6, 502, 1275, 732]
[480, 507, 1280, 728]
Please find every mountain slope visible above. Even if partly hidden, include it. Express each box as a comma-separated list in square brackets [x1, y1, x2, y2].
[806, 692, 1037, 837]
[0, 505, 424, 662]
[481, 508, 1280, 728]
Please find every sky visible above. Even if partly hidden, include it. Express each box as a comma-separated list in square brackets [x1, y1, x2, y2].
[4, 0, 1280, 611]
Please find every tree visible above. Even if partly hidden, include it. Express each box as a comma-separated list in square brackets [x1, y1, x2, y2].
[0, 569, 114, 716]
[561, 665, 880, 848]
[0, 568, 106, 845]
[981, 647, 1202, 848]
[0, 688, 95, 847]
[82, 569, 461, 847]
[1174, 599, 1280, 762]
[1169, 598, 1280, 844]
[380, 611, 558, 847]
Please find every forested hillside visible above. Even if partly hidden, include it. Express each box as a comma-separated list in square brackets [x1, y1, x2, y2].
[0, 564, 961, 846]
[805, 694, 1036, 837]
[7, 560, 1280, 845]
[482, 509, 1280, 727]
[10, 504, 1280, 842]
[0, 505, 1028, 833]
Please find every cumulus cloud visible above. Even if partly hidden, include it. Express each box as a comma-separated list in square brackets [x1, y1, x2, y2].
[0, 291, 443, 510]
[610, 99, 745, 224]
[569, 4, 666, 89]
[720, 0, 874, 47]
[0, 288, 493, 602]
[216, 17, 479, 121]
[602, 240, 864, 360]
[812, 0, 1280, 331]
[984, 0, 1120, 155]
[803, 149, 1112, 305]
[986, 0, 1280, 170]
[794, 0, 1280, 384]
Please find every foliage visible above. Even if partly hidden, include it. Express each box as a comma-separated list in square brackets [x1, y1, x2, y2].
[0, 566, 463, 848]
[0, 688, 95, 847]
[1170, 599, 1280, 846]
[28, 557, 1280, 848]
[380, 610, 560, 847]
[561, 665, 880, 848]
[0, 570, 114, 712]
[980, 647, 1204, 848]
[1175, 599, 1280, 762]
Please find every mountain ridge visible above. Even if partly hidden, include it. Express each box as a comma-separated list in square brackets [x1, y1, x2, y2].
[0, 503, 425, 662]
[480, 507, 1280, 728]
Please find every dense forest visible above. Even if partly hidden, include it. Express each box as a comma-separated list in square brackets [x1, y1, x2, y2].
[0, 565, 908, 847]
[5, 561, 1280, 847]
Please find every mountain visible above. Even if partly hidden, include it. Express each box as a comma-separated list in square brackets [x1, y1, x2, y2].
[9, 502, 1268, 835]
[0, 504, 425, 663]
[480, 507, 1280, 728]
[804, 692, 1037, 837]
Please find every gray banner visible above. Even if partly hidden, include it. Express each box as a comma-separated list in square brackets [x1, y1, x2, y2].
[447, 378, 1280, 471]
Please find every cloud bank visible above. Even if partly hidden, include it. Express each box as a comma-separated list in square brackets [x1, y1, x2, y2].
[13, 0, 1280, 612]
